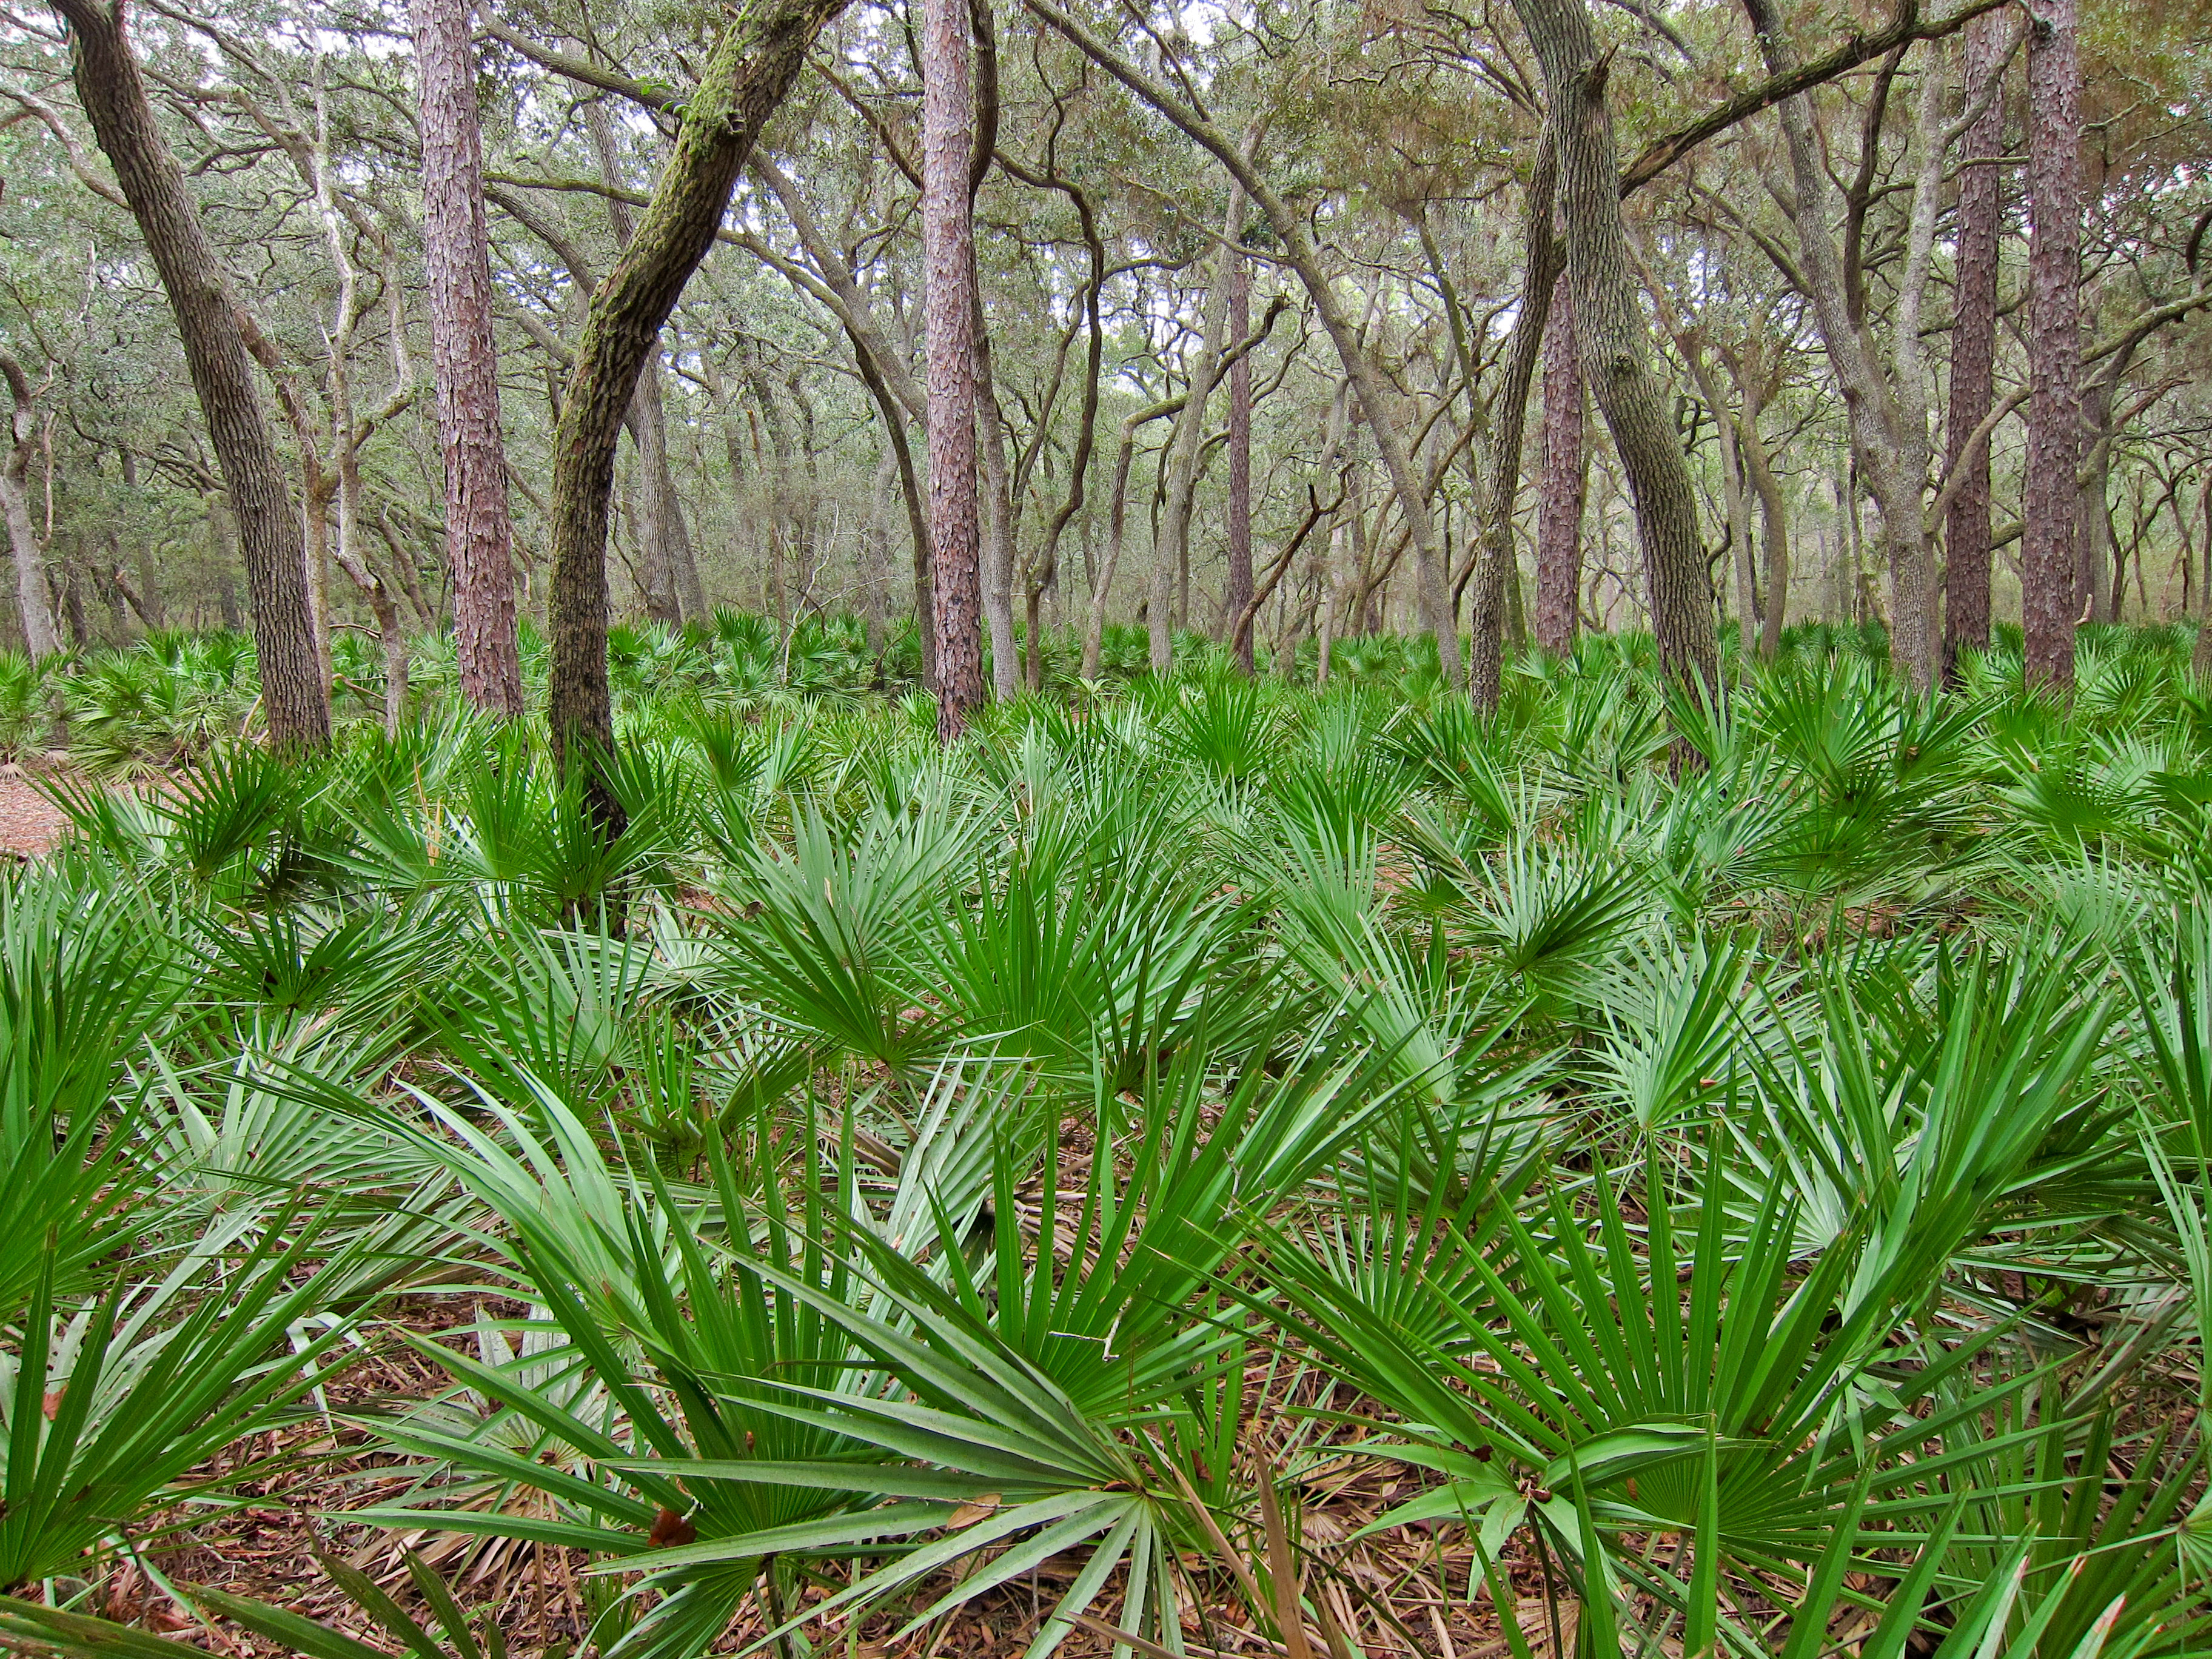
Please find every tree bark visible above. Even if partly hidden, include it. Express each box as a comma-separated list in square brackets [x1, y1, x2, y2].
[1467, 141, 1562, 706]
[922, 0, 985, 737]
[0, 357, 61, 661]
[1943, 10, 2005, 680]
[2078, 373, 2116, 624]
[1533, 274, 1585, 655]
[54, 0, 328, 746]
[1225, 248, 1254, 673]
[2022, 0, 2081, 688]
[413, 0, 523, 716]
[1741, 398, 1792, 658]
[586, 102, 702, 626]
[544, 0, 850, 803]
[1513, 0, 1718, 701]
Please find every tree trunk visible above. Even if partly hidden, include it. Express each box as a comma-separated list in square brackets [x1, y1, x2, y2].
[2022, 0, 2081, 688]
[623, 375, 689, 624]
[1514, 0, 1718, 701]
[55, 0, 327, 746]
[1533, 274, 1585, 655]
[1743, 0, 1937, 691]
[1152, 190, 1244, 675]
[1225, 249, 1254, 674]
[0, 360, 61, 660]
[1743, 411, 1792, 658]
[1943, 8, 2005, 680]
[587, 102, 699, 628]
[978, 329, 1019, 699]
[1082, 426, 1138, 682]
[412, 0, 523, 716]
[544, 0, 851, 806]
[2077, 373, 2116, 624]
[1469, 140, 1562, 705]
[922, 0, 985, 737]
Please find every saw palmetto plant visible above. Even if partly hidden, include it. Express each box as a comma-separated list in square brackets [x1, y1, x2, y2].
[6, 620, 2212, 1657]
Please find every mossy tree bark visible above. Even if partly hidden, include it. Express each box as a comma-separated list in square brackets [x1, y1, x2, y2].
[545, 0, 852, 810]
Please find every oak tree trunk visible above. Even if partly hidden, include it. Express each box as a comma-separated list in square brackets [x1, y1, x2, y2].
[545, 0, 851, 806]
[55, 0, 329, 746]
[0, 358, 61, 661]
[1225, 250, 1255, 673]
[1468, 140, 1562, 706]
[1514, 0, 1719, 701]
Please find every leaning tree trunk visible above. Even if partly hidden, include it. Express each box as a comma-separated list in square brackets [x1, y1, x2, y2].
[586, 102, 703, 628]
[2022, 0, 2082, 689]
[1225, 249, 1255, 673]
[1943, 8, 2006, 681]
[412, 0, 523, 717]
[922, 0, 985, 737]
[55, 0, 328, 747]
[1533, 274, 1586, 655]
[545, 0, 852, 811]
[1513, 0, 1718, 702]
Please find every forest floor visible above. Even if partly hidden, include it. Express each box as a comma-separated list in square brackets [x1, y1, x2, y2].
[0, 766, 70, 857]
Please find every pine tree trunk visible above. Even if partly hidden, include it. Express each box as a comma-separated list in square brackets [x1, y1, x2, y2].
[1513, 0, 1718, 702]
[412, 0, 523, 716]
[1943, 8, 2005, 680]
[55, 0, 328, 747]
[545, 0, 851, 803]
[1225, 250, 1255, 673]
[1533, 273, 1585, 655]
[922, 0, 985, 737]
[2022, 0, 2082, 688]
